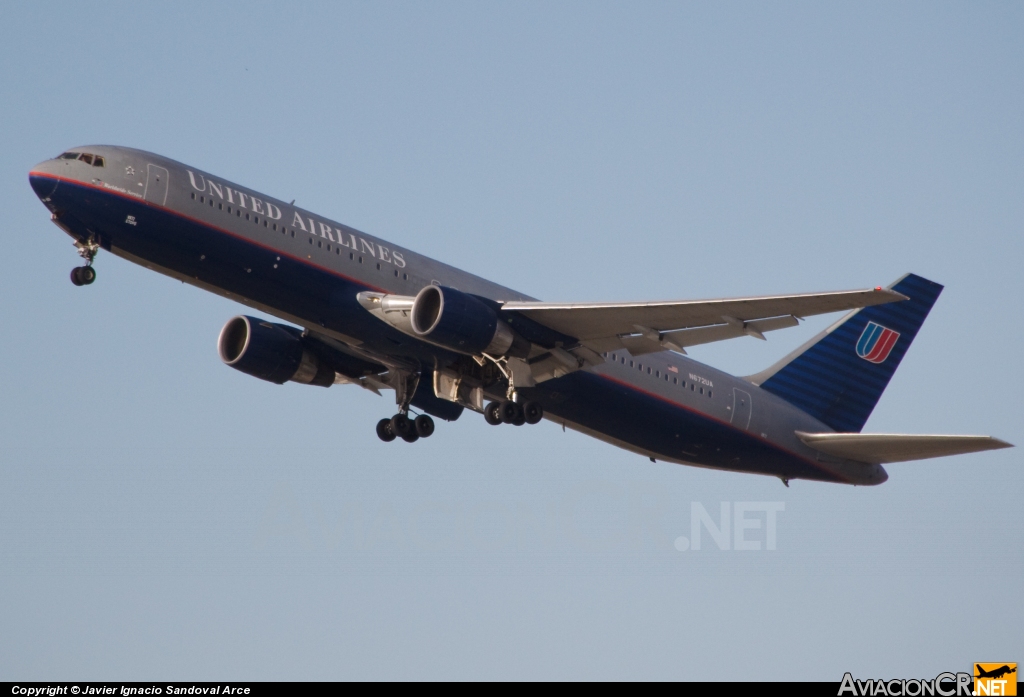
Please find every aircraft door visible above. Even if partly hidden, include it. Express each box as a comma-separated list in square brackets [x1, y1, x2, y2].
[144, 164, 169, 206]
[731, 388, 752, 430]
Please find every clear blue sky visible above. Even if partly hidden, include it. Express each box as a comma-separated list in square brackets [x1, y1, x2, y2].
[1, 1, 1021, 680]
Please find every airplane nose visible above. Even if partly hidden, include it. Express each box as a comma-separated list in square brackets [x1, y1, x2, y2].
[28, 159, 60, 200]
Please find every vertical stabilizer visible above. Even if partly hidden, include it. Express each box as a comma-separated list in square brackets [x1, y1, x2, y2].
[748, 274, 943, 432]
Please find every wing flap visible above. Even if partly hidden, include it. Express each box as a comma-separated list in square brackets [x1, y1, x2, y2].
[795, 432, 1013, 464]
[501, 287, 906, 342]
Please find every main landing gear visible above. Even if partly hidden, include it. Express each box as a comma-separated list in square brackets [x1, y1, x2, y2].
[376, 371, 436, 443]
[70, 237, 100, 286]
[474, 354, 543, 427]
[484, 399, 543, 426]
[377, 412, 435, 443]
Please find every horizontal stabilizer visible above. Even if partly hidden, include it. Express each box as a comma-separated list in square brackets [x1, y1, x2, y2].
[795, 432, 1013, 464]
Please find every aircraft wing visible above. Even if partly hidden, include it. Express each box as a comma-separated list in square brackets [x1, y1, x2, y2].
[501, 286, 907, 354]
[795, 432, 1013, 464]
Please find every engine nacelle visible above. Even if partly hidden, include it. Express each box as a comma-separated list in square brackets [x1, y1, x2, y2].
[410, 285, 527, 357]
[217, 316, 335, 387]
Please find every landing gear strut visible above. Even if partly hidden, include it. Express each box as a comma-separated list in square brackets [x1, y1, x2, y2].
[70, 237, 100, 286]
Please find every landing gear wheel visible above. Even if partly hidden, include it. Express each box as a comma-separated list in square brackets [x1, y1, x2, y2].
[498, 400, 520, 424]
[511, 405, 526, 426]
[414, 414, 435, 438]
[390, 413, 413, 438]
[484, 402, 502, 426]
[70, 266, 95, 286]
[523, 401, 543, 425]
[376, 418, 396, 442]
[401, 430, 420, 443]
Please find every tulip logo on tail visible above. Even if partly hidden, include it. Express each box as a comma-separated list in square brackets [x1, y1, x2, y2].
[856, 322, 900, 364]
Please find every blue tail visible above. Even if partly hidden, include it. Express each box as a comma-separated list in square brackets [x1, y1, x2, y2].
[750, 273, 943, 432]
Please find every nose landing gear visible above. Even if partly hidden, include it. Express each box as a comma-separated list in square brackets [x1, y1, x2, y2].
[70, 266, 96, 286]
[70, 237, 100, 286]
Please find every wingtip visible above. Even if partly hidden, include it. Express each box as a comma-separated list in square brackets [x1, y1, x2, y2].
[878, 288, 910, 301]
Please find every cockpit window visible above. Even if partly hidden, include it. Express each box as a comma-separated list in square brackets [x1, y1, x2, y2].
[58, 152, 104, 166]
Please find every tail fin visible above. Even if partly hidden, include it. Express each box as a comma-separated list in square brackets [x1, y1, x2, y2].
[748, 273, 943, 432]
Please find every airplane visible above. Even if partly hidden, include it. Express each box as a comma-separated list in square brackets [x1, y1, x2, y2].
[975, 665, 1017, 680]
[28, 146, 1012, 486]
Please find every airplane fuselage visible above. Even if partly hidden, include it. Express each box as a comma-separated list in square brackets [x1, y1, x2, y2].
[29, 145, 889, 485]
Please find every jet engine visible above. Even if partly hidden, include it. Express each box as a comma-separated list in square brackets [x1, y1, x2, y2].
[410, 285, 528, 357]
[217, 315, 335, 386]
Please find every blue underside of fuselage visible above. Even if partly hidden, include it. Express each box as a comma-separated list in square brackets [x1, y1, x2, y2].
[33, 173, 843, 483]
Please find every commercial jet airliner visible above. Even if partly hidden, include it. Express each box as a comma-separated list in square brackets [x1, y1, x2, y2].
[28, 146, 1012, 485]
